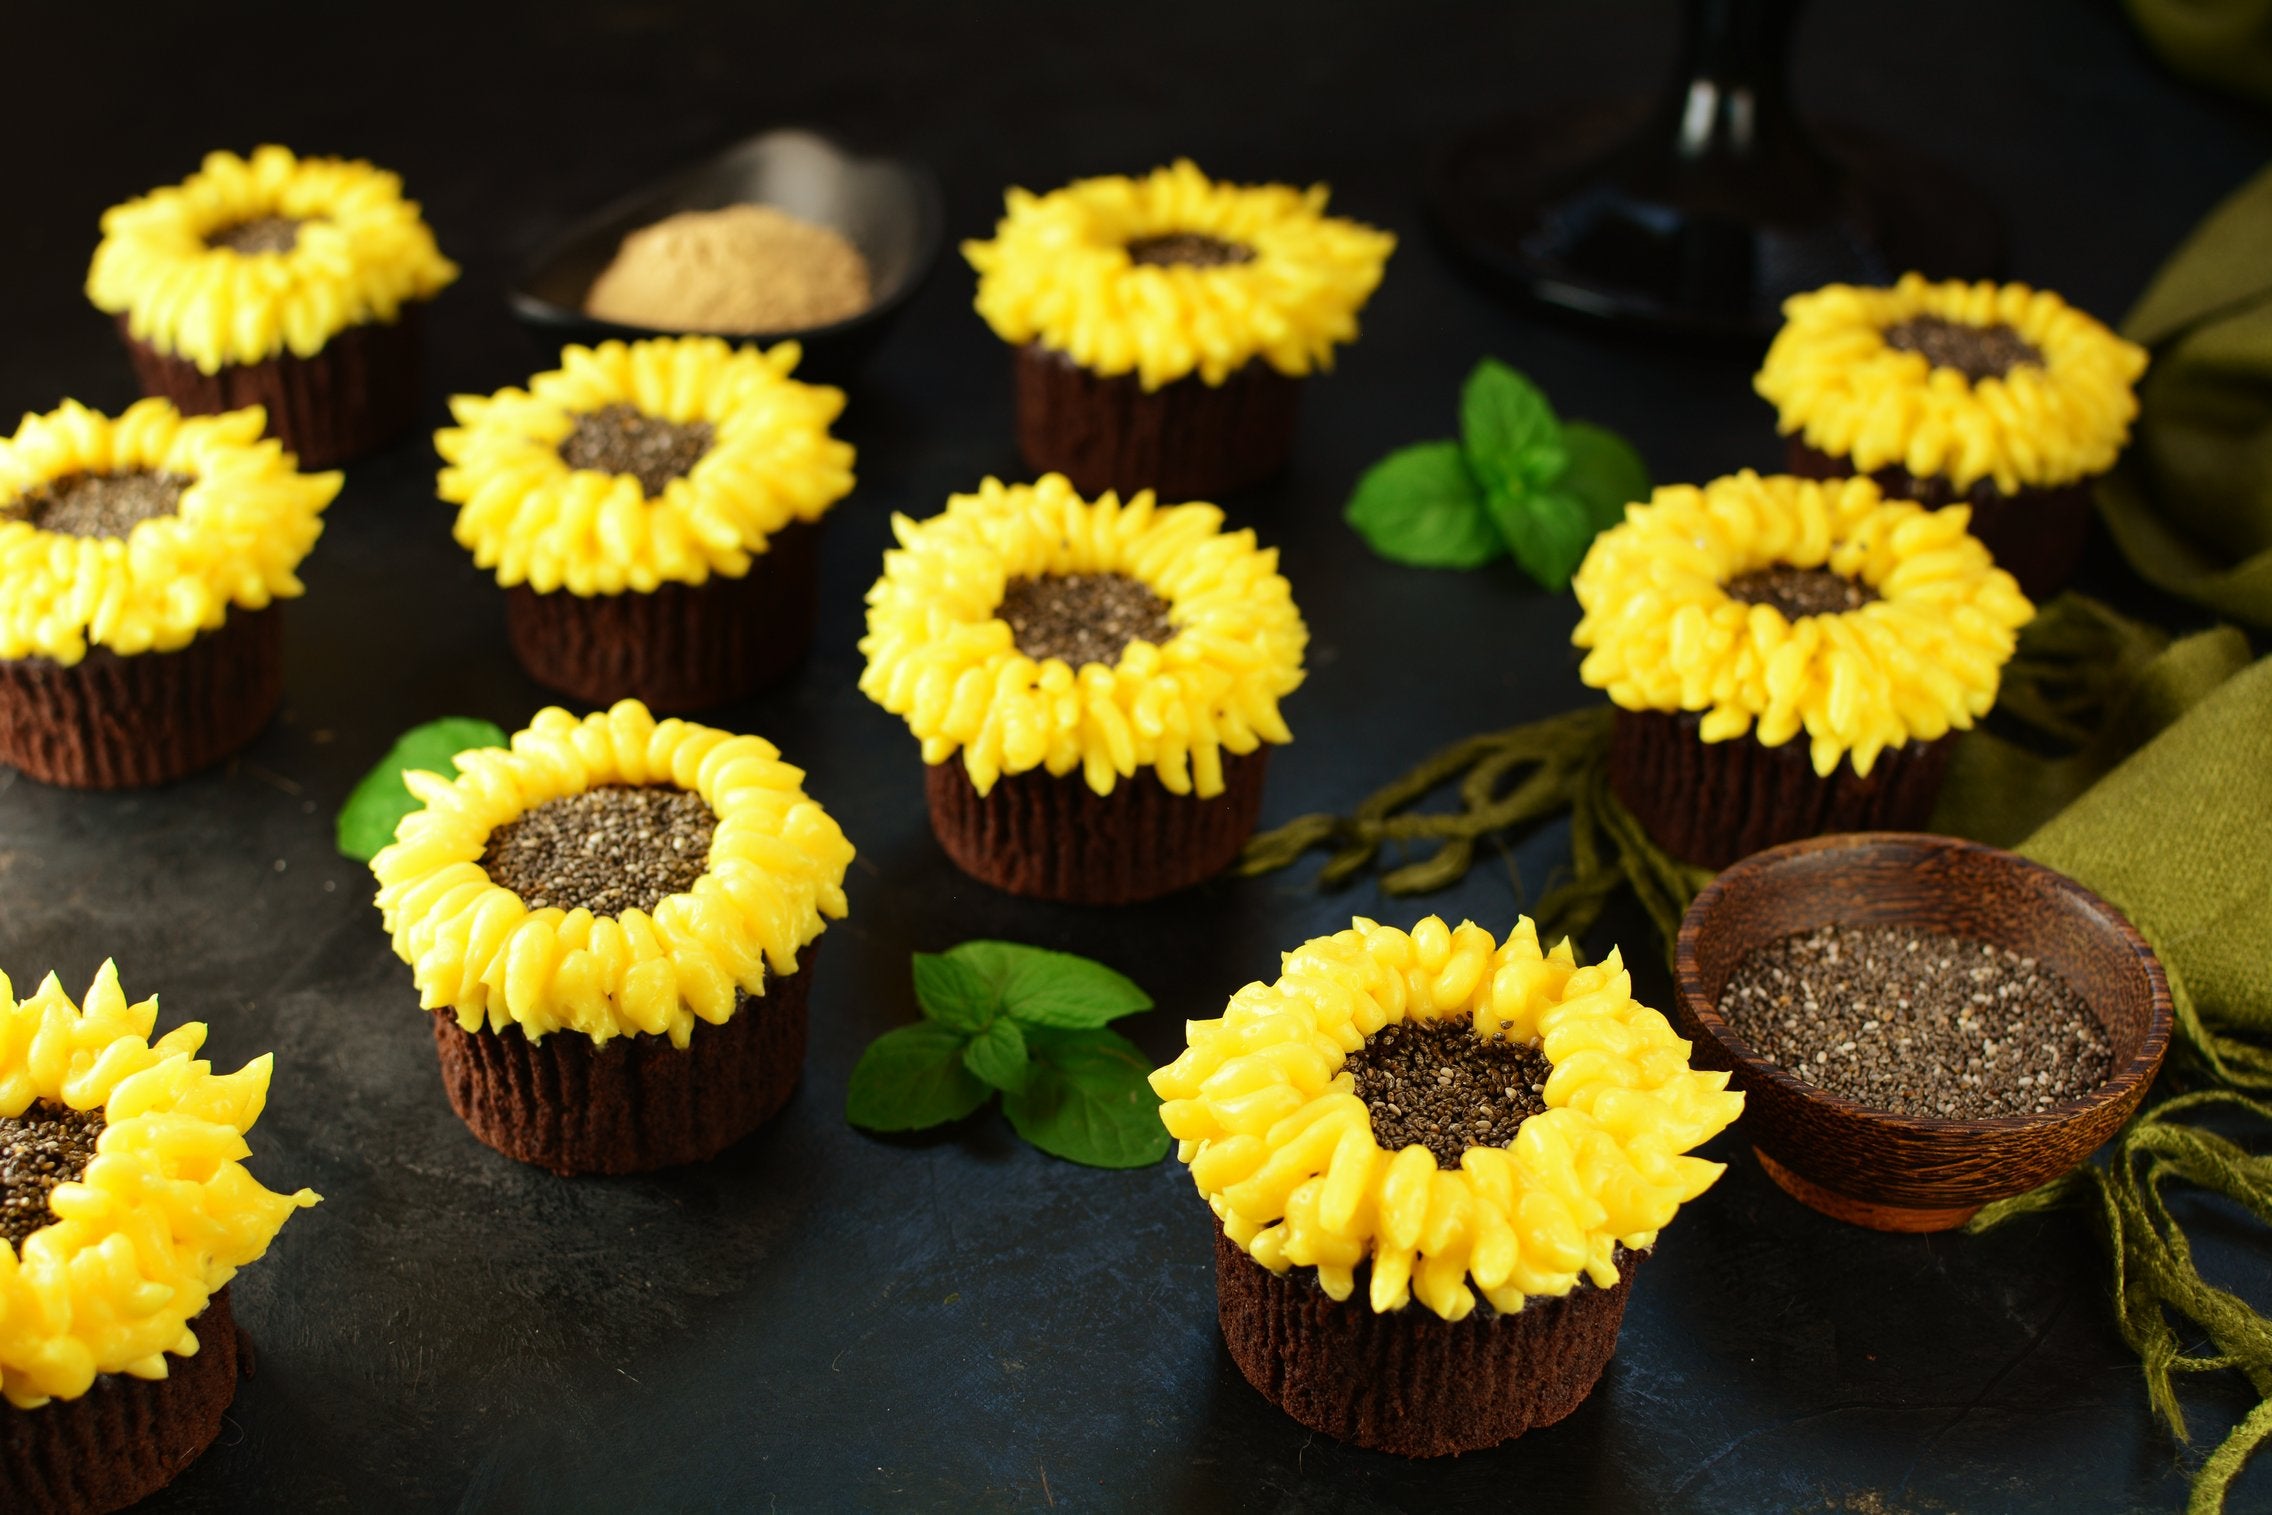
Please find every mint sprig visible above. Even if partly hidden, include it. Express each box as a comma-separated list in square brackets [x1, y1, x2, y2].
[846, 940, 1168, 1169]
[1343, 358, 1650, 591]
[335, 717, 510, 862]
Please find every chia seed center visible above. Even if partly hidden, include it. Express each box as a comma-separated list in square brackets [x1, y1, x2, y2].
[558, 404, 716, 499]
[0, 1100, 105, 1250]
[1341, 1018, 1552, 1170]
[2, 470, 192, 538]
[1724, 565, 1879, 620]
[1126, 233, 1255, 268]
[480, 784, 717, 917]
[1882, 315, 2043, 382]
[997, 572, 1175, 669]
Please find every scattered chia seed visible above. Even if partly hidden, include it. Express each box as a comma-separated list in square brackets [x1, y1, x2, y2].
[1721, 922, 2113, 1118]
[1882, 315, 2043, 382]
[3, 470, 191, 538]
[558, 404, 715, 499]
[997, 572, 1176, 669]
[480, 784, 716, 917]
[1126, 233, 1255, 268]
[1341, 1018, 1552, 1170]
[1724, 566, 1877, 620]
[0, 1100, 104, 1250]
[206, 215, 306, 255]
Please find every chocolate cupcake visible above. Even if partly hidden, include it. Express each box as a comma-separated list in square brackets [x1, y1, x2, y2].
[1756, 274, 2147, 599]
[0, 962, 318, 1513]
[87, 145, 457, 468]
[0, 400, 338, 789]
[1571, 471, 2034, 870]
[370, 700, 854, 1175]
[1151, 915, 1742, 1455]
[964, 159, 1393, 499]
[437, 337, 854, 712]
[859, 474, 1306, 904]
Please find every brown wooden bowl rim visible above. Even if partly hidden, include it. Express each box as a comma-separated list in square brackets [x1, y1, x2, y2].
[1673, 831, 2174, 1139]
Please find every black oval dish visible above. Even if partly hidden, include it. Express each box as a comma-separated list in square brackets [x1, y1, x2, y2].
[510, 128, 943, 385]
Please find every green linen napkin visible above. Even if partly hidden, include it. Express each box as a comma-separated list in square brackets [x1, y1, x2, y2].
[2099, 162, 2272, 629]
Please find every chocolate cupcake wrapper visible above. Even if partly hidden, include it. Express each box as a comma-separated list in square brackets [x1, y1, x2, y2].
[118, 309, 426, 470]
[0, 1289, 241, 1515]
[0, 607, 283, 790]
[1014, 343, 1300, 501]
[924, 747, 1269, 905]
[1213, 1227, 1633, 1457]
[1787, 439, 2093, 602]
[1609, 707, 1952, 871]
[504, 520, 821, 714]
[429, 944, 817, 1176]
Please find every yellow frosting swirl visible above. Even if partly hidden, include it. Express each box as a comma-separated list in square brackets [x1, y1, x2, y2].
[858, 474, 1306, 798]
[435, 337, 855, 595]
[1573, 472, 2034, 778]
[0, 399, 338, 666]
[0, 962, 317, 1408]
[87, 145, 458, 374]
[963, 159, 1395, 390]
[371, 700, 854, 1048]
[1151, 916, 1742, 1320]
[1755, 273, 2147, 493]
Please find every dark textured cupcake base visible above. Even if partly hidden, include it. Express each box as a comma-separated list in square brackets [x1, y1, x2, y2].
[429, 944, 816, 1175]
[1014, 343, 1300, 501]
[1609, 708, 1952, 871]
[119, 309, 425, 469]
[0, 607, 283, 789]
[1787, 439, 2090, 602]
[504, 520, 821, 714]
[0, 1289, 241, 1515]
[924, 747, 1269, 905]
[1213, 1228, 1634, 1457]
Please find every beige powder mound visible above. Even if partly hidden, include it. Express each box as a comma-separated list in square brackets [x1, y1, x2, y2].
[584, 204, 873, 334]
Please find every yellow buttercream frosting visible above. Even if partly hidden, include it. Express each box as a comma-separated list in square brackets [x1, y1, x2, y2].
[1755, 273, 2147, 494]
[1572, 472, 2034, 778]
[964, 159, 1395, 390]
[435, 337, 855, 595]
[0, 962, 317, 1408]
[1152, 916, 1742, 1320]
[858, 474, 1306, 798]
[371, 700, 853, 1048]
[0, 399, 338, 666]
[87, 145, 458, 374]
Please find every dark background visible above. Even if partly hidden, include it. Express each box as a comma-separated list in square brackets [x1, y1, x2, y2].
[3, 2, 2268, 1510]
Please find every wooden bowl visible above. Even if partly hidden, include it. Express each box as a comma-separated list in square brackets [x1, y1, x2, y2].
[1673, 832, 2171, 1232]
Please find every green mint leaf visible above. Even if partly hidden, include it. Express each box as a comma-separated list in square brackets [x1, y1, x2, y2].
[1459, 360, 1565, 498]
[845, 1023, 990, 1131]
[1001, 1027, 1171, 1169]
[1488, 483, 1597, 594]
[1343, 441, 1502, 570]
[912, 952, 998, 1032]
[1555, 421, 1651, 534]
[961, 1016, 1030, 1094]
[947, 941, 1151, 1030]
[335, 717, 510, 863]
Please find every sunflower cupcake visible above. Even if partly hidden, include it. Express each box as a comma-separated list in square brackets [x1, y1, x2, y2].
[437, 337, 854, 712]
[371, 700, 853, 1175]
[87, 145, 457, 468]
[1152, 915, 1742, 1456]
[0, 399, 338, 789]
[965, 159, 1394, 499]
[860, 474, 1305, 904]
[1757, 274, 2147, 598]
[0, 962, 317, 1511]
[1572, 471, 2033, 869]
